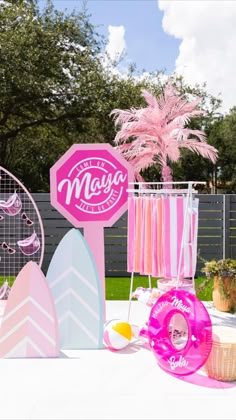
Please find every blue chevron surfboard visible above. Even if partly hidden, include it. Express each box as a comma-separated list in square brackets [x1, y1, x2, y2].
[46, 228, 104, 349]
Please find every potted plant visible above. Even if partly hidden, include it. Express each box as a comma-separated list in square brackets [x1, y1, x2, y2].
[200, 258, 236, 312]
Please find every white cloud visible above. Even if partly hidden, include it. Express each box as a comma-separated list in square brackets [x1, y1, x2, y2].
[158, 0, 236, 114]
[105, 25, 126, 63]
[132, 71, 168, 87]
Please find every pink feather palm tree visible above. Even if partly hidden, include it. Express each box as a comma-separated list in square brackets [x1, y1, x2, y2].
[110, 80, 218, 183]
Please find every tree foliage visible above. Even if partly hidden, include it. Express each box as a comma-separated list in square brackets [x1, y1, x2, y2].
[0, 0, 233, 192]
[207, 107, 236, 192]
[0, 0, 105, 188]
[0, 0, 154, 190]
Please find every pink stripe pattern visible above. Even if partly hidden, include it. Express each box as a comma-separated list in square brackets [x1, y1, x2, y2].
[133, 197, 143, 273]
[127, 195, 199, 280]
[162, 196, 199, 279]
[151, 197, 158, 277]
[127, 196, 135, 272]
[143, 196, 153, 275]
[0, 261, 59, 358]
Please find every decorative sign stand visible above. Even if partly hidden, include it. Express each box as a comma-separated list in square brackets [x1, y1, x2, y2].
[49, 143, 133, 348]
[50, 143, 134, 306]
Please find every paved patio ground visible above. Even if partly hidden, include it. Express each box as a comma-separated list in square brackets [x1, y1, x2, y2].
[0, 300, 236, 420]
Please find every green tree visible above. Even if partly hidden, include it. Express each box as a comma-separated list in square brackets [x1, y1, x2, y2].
[0, 0, 105, 188]
[0, 0, 225, 191]
[208, 107, 236, 193]
[166, 75, 222, 188]
[0, 0, 153, 191]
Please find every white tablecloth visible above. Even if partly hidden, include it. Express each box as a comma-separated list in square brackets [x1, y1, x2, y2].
[0, 300, 235, 420]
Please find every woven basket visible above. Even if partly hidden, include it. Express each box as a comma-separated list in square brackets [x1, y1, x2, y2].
[213, 276, 236, 312]
[204, 326, 236, 381]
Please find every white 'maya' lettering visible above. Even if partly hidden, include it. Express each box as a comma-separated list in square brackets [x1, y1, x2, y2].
[154, 300, 169, 315]
[171, 296, 191, 313]
[168, 355, 188, 371]
[58, 171, 127, 204]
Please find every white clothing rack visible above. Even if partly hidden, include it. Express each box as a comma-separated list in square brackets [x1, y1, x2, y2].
[127, 181, 205, 195]
[128, 181, 206, 186]
[127, 188, 198, 195]
[127, 181, 206, 321]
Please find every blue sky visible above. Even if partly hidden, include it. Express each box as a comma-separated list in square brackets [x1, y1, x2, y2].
[38, 1, 236, 114]
[39, 0, 180, 74]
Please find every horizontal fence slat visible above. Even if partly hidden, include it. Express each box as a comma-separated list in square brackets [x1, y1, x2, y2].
[199, 204, 223, 211]
[198, 220, 223, 228]
[106, 261, 129, 270]
[105, 255, 128, 263]
[105, 237, 127, 245]
[104, 228, 128, 236]
[197, 237, 223, 245]
[199, 210, 223, 216]
[43, 219, 73, 228]
[2, 193, 235, 277]
[105, 245, 127, 253]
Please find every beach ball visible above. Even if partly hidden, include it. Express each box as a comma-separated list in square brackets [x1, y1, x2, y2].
[103, 319, 133, 351]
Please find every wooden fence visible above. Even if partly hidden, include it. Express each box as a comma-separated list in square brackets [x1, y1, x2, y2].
[33, 193, 236, 278]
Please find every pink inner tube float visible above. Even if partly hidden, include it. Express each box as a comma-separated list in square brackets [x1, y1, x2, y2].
[148, 289, 212, 376]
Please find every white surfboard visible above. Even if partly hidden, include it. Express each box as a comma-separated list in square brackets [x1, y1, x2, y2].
[46, 228, 104, 349]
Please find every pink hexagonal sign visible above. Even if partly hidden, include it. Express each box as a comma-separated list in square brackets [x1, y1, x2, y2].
[50, 144, 134, 308]
[50, 143, 134, 228]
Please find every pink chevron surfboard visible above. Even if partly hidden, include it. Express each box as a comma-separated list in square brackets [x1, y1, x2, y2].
[0, 261, 59, 358]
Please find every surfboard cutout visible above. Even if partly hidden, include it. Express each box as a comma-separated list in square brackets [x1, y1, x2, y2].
[46, 228, 104, 349]
[0, 261, 59, 358]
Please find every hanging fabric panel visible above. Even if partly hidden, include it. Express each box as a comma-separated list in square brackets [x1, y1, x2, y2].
[133, 196, 143, 273]
[127, 188, 199, 279]
[152, 197, 163, 277]
[143, 196, 153, 275]
[183, 197, 199, 278]
[151, 196, 157, 277]
[140, 196, 145, 274]
[127, 196, 135, 273]
[157, 197, 164, 277]
[162, 196, 199, 279]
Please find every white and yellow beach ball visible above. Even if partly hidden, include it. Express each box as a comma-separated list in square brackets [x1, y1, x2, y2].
[103, 319, 133, 351]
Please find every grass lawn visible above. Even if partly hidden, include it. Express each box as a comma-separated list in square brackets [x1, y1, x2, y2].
[1, 275, 213, 302]
[105, 276, 213, 301]
[0, 276, 15, 288]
